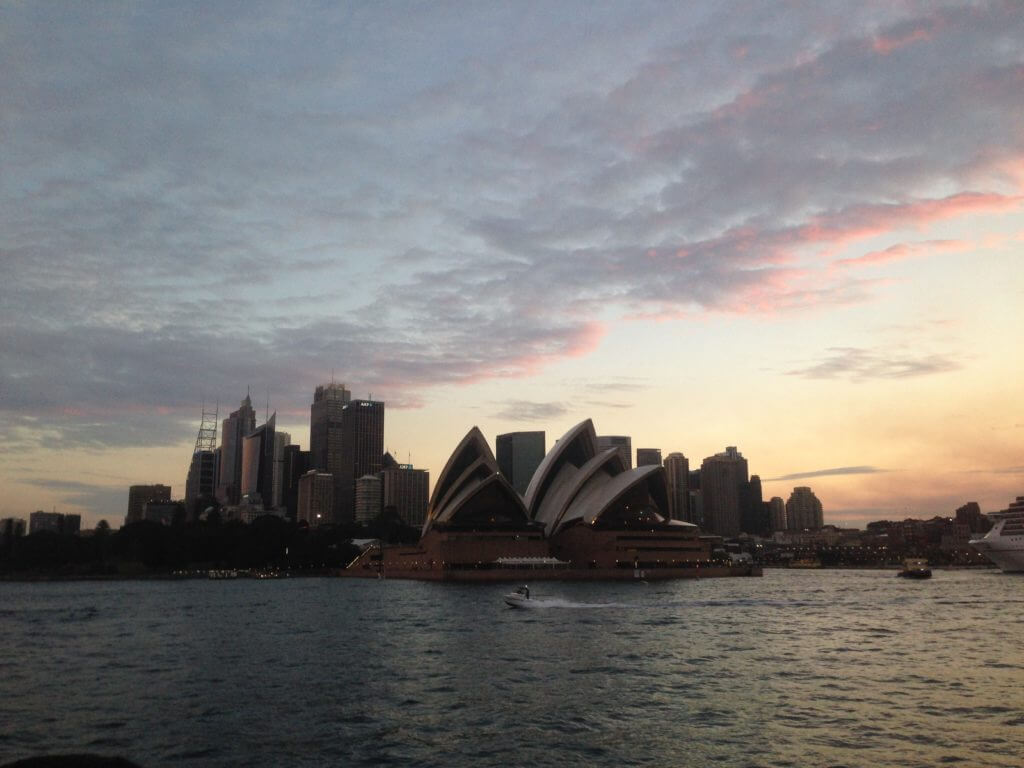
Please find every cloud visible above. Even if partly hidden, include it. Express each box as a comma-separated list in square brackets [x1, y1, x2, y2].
[493, 400, 569, 422]
[20, 479, 126, 522]
[2, 1, 1023, 451]
[764, 466, 889, 482]
[786, 347, 962, 381]
[835, 239, 972, 268]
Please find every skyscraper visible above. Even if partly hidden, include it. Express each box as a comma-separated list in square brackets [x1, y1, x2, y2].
[739, 474, 766, 535]
[271, 430, 291, 508]
[217, 393, 256, 505]
[786, 486, 823, 530]
[495, 431, 546, 497]
[184, 450, 218, 518]
[240, 413, 276, 508]
[663, 452, 690, 521]
[338, 399, 385, 523]
[310, 382, 351, 523]
[768, 496, 786, 532]
[700, 446, 749, 537]
[597, 435, 632, 469]
[282, 445, 310, 521]
[636, 448, 662, 467]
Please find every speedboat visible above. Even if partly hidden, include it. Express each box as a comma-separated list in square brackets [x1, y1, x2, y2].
[897, 558, 932, 579]
[504, 585, 533, 608]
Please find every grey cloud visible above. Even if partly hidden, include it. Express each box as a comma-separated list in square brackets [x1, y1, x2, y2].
[2, 2, 1021, 449]
[785, 347, 962, 381]
[20, 479, 126, 522]
[493, 401, 569, 422]
[765, 466, 888, 482]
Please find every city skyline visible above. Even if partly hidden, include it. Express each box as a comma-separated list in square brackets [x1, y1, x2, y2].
[2, 2, 1023, 528]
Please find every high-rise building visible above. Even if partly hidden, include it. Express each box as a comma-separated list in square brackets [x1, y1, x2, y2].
[700, 446, 749, 537]
[355, 474, 383, 524]
[636, 448, 662, 467]
[240, 414, 276, 508]
[381, 465, 429, 528]
[739, 474, 766, 535]
[126, 484, 171, 525]
[337, 399, 385, 524]
[272, 430, 291, 509]
[310, 382, 351, 523]
[217, 393, 256, 505]
[663, 453, 690, 521]
[495, 431, 546, 497]
[768, 496, 786, 532]
[297, 470, 334, 527]
[786, 486, 823, 530]
[184, 450, 218, 519]
[282, 445, 310, 521]
[597, 435, 632, 469]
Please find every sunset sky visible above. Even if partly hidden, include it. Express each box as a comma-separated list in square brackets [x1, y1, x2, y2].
[2, 1, 1022, 529]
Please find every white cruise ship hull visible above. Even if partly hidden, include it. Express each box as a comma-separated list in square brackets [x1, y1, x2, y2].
[970, 496, 1024, 573]
[969, 540, 1024, 572]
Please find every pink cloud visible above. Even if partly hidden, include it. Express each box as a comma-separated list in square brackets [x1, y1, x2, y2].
[837, 239, 972, 268]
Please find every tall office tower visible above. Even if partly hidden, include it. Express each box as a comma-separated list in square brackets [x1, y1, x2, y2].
[297, 470, 334, 527]
[240, 413, 276, 508]
[310, 382, 351, 523]
[597, 435, 632, 469]
[271, 431, 291, 509]
[495, 431, 546, 496]
[381, 465, 430, 528]
[739, 474, 766, 535]
[768, 496, 786, 532]
[217, 393, 256, 505]
[126, 484, 171, 525]
[786, 486, 823, 530]
[185, 451, 218, 519]
[355, 474, 383, 524]
[663, 453, 690, 521]
[282, 445, 310, 520]
[337, 399, 385, 524]
[700, 446, 749, 537]
[636, 448, 662, 467]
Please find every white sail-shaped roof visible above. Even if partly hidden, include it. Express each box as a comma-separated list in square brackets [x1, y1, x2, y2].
[523, 419, 597, 518]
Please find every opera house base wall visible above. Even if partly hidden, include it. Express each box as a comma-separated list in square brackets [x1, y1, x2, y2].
[343, 526, 762, 581]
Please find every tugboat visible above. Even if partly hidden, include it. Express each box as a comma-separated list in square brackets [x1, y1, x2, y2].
[897, 558, 932, 579]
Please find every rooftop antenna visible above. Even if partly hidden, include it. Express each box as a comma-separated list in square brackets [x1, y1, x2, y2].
[266, 387, 270, 423]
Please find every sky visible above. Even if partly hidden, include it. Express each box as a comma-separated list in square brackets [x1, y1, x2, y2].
[2, 1, 1023, 529]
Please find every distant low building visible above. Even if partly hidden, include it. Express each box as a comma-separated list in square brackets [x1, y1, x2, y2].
[143, 502, 179, 526]
[297, 471, 334, 527]
[127, 484, 171, 526]
[1, 517, 27, 543]
[28, 511, 80, 535]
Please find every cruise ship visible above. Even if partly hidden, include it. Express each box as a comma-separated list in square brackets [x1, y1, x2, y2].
[970, 496, 1024, 573]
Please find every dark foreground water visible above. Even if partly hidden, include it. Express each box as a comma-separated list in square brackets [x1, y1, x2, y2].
[1, 569, 1022, 768]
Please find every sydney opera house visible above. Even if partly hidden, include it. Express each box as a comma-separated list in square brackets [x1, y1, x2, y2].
[346, 419, 759, 581]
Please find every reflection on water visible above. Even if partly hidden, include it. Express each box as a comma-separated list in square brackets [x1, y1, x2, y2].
[1, 570, 1022, 767]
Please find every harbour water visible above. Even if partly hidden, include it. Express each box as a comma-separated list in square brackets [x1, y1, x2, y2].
[2, 569, 1022, 767]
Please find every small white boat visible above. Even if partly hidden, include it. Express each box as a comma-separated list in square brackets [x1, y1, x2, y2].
[504, 585, 534, 608]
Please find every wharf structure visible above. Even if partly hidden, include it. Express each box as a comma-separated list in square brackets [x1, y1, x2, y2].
[346, 419, 759, 581]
